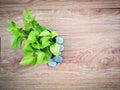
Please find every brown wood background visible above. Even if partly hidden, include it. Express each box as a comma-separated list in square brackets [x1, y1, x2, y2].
[0, 0, 120, 90]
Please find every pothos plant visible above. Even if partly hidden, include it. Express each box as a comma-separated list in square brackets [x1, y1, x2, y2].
[7, 8, 64, 66]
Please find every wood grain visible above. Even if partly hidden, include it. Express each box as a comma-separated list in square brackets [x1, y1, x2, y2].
[0, 0, 120, 90]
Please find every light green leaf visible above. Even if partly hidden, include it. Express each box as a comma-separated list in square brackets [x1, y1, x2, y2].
[11, 28, 21, 36]
[36, 24, 42, 33]
[36, 51, 45, 65]
[43, 47, 52, 55]
[10, 36, 19, 50]
[22, 44, 34, 55]
[40, 37, 51, 49]
[42, 47, 52, 64]
[7, 20, 14, 33]
[19, 54, 34, 66]
[22, 8, 32, 31]
[7, 20, 20, 36]
[32, 18, 38, 27]
[27, 31, 37, 44]
[34, 30, 39, 38]
[50, 31, 57, 38]
[18, 36, 24, 48]
[24, 22, 33, 31]
[50, 43, 60, 56]
[39, 25, 47, 31]
[26, 17, 37, 30]
[32, 56, 37, 66]
[39, 30, 50, 36]
[42, 54, 51, 64]
[32, 42, 40, 49]
[23, 8, 31, 20]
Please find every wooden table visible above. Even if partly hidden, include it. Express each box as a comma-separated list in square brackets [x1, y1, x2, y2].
[0, 0, 120, 90]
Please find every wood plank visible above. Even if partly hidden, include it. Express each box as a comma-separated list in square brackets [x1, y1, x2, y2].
[0, 0, 120, 9]
[0, 0, 120, 90]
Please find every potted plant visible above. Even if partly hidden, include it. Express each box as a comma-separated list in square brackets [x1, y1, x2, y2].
[7, 8, 64, 67]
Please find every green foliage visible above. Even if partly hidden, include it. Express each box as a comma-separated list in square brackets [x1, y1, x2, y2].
[19, 54, 35, 66]
[50, 43, 60, 56]
[7, 8, 60, 66]
[39, 30, 50, 36]
[36, 51, 45, 65]
[50, 31, 57, 38]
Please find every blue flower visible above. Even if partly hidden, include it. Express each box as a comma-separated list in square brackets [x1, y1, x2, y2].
[55, 37, 63, 44]
[53, 56, 63, 63]
[59, 44, 64, 52]
[48, 59, 57, 67]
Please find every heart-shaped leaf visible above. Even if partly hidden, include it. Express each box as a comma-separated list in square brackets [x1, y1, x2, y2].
[36, 51, 45, 65]
[50, 43, 60, 56]
[19, 54, 34, 66]
[39, 30, 50, 36]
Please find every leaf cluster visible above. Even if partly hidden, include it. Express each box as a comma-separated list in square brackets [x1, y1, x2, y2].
[7, 8, 60, 66]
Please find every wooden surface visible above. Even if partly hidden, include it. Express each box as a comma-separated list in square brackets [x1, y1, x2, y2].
[0, 0, 120, 90]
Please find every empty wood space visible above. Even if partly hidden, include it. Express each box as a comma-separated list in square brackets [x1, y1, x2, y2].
[0, 0, 120, 90]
